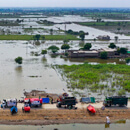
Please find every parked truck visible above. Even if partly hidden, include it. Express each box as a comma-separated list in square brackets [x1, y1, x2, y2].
[24, 98, 42, 108]
[103, 96, 128, 107]
[57, 96, 77, 109]
[1, 99, 17, 108]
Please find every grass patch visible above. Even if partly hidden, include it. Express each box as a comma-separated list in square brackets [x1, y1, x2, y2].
[0, 35, 79, 40]
[57, 64, 130, 94]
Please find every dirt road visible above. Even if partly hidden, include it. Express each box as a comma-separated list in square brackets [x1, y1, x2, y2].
[0, 101, 129, 125]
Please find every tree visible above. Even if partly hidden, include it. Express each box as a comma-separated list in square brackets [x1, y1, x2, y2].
[61, 44, 70, 50]
[33, 34, 41, 41]
[41, 36, 45, 40]
[117, 28, 121, 33]
[83, 43, 92, 50]
[50, 29, 53, 35]
[108, 43, 116, 49]
[63, 39, 69, 44]
[41, 50, 47, 57]
[125, 58, 130, 63]
[100, 52, 108, 59]
[48, 45, 59, 54]
[119, 48, 128, 54]
[15, 57, 23, 64]
[114, 36, 118, 43]
[79, 31, 85, 41]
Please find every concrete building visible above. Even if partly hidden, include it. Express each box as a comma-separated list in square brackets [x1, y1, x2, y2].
[67, 48, 116, 58]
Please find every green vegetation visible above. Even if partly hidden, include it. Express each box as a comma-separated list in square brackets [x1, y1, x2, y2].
[125, 58, 130, 63]
[41, 50, 47, 57]
[61, 44, 70, 50]
[57, 64, 130, 94]
[100, 52, 108, 59]
[15, 57, 23, 64]
[77, 21, 130, 26]
[119, 48, 128, 54]
[108, 43, 116, 49]
[83, 43, 92, 50]
[0, 35, 79, 40]
[48, 45, 59, 53]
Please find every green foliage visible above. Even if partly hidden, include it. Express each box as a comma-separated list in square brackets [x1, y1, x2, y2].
[41, 50, 47, 55]
[125, 58, 130, 63]
[61, 44, 70, 50]
[108, 43, 116, 49]
[79, 31, 85, 41]
[0, 35, 79, 40]
[83, 43, 92, 50]
[119, 48, 128, 54]
[33, 34, 41, 41]
[48, 45, 59, 53]
[58, 64, 130, 94]
[118, 89, 126, 96]
[15, 57, 23, 64]
[65, 52, 69, 57]
[100, 51, 108, 59]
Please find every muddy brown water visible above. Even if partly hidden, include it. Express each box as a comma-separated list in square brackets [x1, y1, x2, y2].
[0, 40, 129, 100]
[0, 120, 130, 130]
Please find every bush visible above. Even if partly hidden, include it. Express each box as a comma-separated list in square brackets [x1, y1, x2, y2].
[41, 50, 47, 56]
[119, 48, 128, 54]
[100, 51, 108, 59]
[48, 45, 59, 53]
[61, 44, 70, 50]
[15, 57, 23, 64]
[108, 43, 116, 49]
[125, 58, 130, 63]
[83, 43, 92, 50]
[118, 89, 126, 96]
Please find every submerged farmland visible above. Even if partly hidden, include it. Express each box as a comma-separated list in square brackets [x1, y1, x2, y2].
[57, 63, 130, 98]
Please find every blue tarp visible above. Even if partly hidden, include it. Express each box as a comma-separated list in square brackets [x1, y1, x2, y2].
[42, 98, 50, 103]
[80, 97, 91, 103]
[10, 106, 18, 113]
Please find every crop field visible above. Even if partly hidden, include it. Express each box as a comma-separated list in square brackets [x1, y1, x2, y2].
[0, 35, 79, 40]
[57, 63, 130, 96]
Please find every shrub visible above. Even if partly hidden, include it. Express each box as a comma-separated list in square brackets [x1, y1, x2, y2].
[15, 57, 23, 64]
[100, 51, 108, 59]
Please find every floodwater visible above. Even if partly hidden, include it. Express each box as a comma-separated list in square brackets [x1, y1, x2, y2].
[1, 15, 130, 39]
[0, 120, 130, 130]
[0, 40, 129, 100]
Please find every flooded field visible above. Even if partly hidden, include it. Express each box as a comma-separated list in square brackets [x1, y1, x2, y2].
[0, 40, 129, 100]
[0, 120, 130, 130]
[1, 15, 130, 39]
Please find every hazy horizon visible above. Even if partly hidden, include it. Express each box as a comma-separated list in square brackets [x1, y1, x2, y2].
[0, 0, 130, 8]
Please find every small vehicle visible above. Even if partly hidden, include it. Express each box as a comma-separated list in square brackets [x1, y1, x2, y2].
[103, 96, 128, 107]
[1, 99, 17, 108]
[87, 105, 96, 114]
[57, 96, 77, 109]
[22, 104, 30, 112]
[24, 98, 42, 108]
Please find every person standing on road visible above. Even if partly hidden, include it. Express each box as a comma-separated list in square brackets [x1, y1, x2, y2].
[106, 115, 110, 124]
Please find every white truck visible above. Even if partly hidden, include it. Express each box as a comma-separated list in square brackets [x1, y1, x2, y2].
[1, 99, 17, 108]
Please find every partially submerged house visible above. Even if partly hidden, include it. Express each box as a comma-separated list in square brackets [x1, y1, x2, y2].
[67, 48, 116, 58]
[97, 35, 110, 40]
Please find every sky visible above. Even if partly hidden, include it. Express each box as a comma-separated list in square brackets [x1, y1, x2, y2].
[0, 0, 130, 7]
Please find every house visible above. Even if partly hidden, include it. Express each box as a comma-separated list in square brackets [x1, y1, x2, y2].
[97, 35, 110, 40]
[67, 48, 116, 58]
